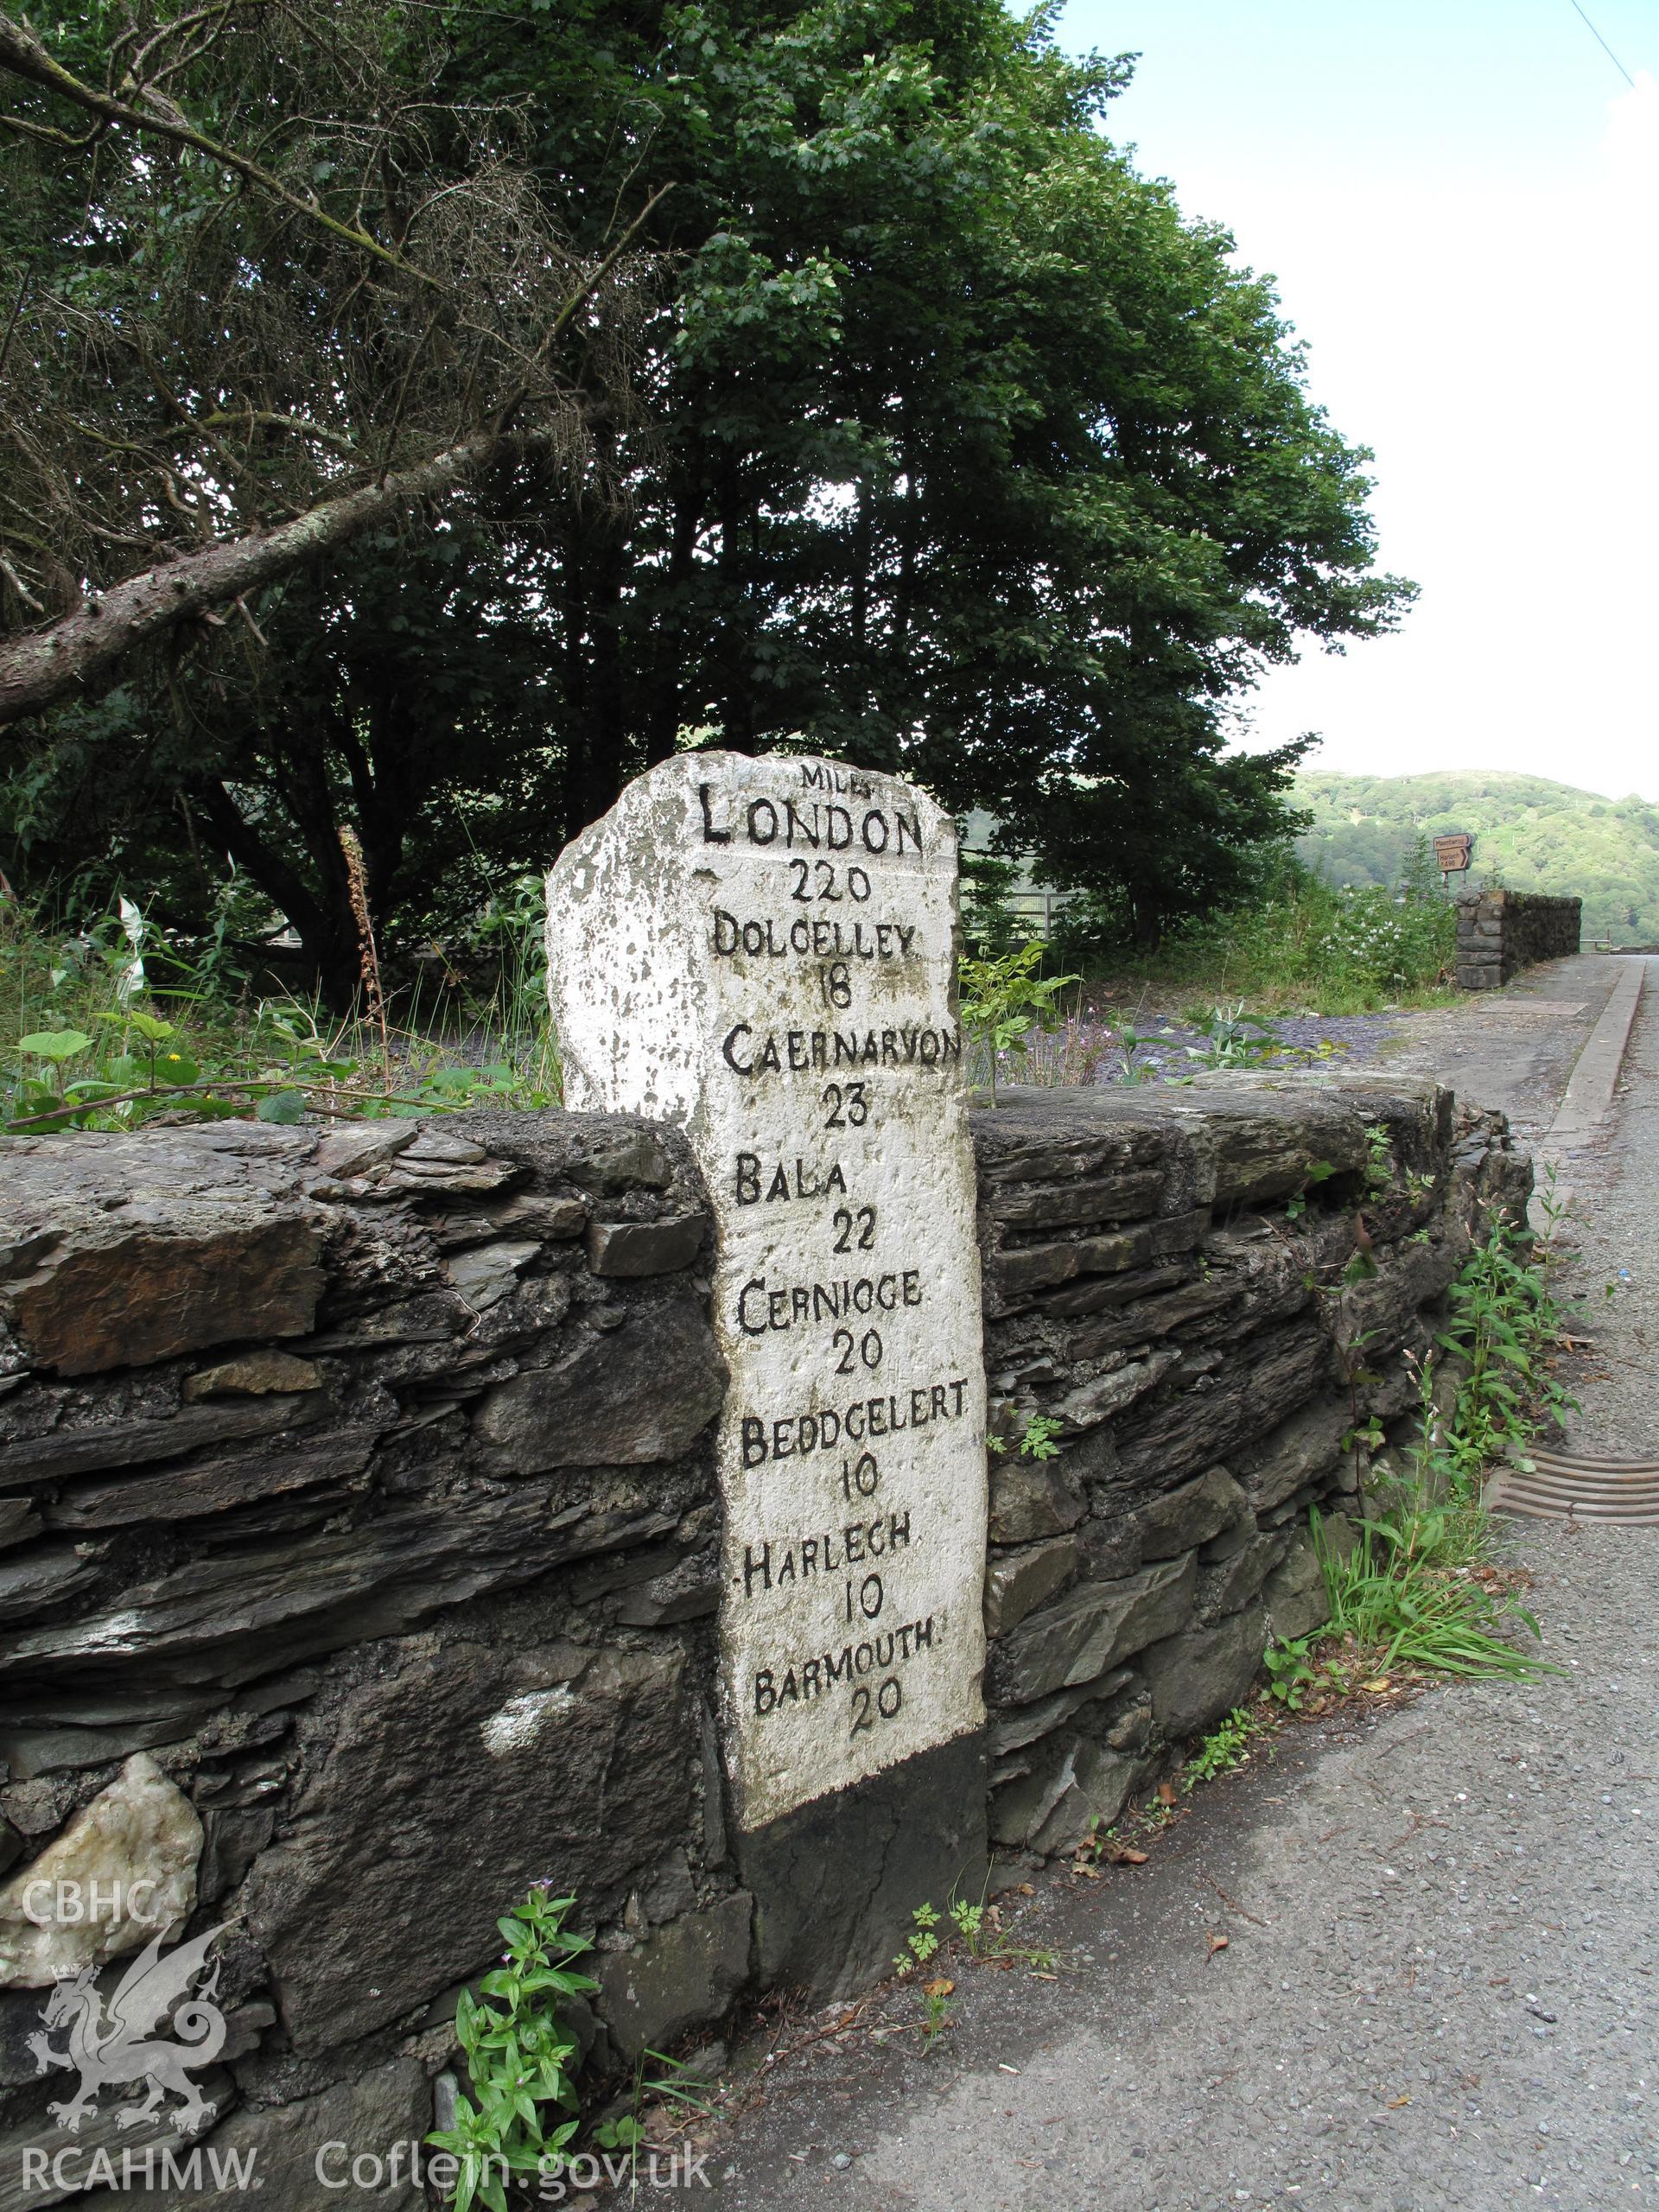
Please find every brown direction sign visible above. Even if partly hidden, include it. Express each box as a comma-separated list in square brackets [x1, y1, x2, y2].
[1433, 832, 1474, 874]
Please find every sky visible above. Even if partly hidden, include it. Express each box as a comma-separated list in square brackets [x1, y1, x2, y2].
[1055, 0, 1659, 802]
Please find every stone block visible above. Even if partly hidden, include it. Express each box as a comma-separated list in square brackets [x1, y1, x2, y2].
[984, 1669, 1132, 1762]
[0, 1543, 96, 1624]
[1237, 1397, 1353, 1511]
[988, 1554, 1196, 1706]
[44, 1430, 376, 1530]
[442, 1238, 542, 1311]
[242, 1636, 691, 2054]
[596, 1892, 753, 2060]
[182, 1351, 321, 1401]
[984, 1535, 1081, 1637]
[474, 1301, 723, 1470]
[0, 1500, 40, 1551]
[988, 1689, 1152, 1853]
[985, 1170, 1166, 1230]
[1141, 1602, 1268, 1739]
[0, 1755, 200, 1986]
[1263, 1539, 1330, 1641]
[737, 1732, 986, 2001]
[1, 1212, 323, 1378]
[987, 1455, 1085, 1544]
[0, 2069, 234, 2212]
[1085, 1465, 1249, 1580]
[1195, 1532, 1287, 1624]
[0, 1480, 683, 1691]
[76, 2058, 430, 2208]
[1052, 1349, 1178, 1433]
[585, 1213, 708, 1276]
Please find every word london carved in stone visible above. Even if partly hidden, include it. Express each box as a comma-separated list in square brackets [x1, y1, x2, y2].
[548, 753, 988, 1827]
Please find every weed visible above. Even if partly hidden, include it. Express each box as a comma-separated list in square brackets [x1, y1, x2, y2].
[986, 1412, 1066, 1461]
[946, 1891, 1058, 1972]
[1054, 843, 1456, 1014]
[426, 1886, 594, 2212]
[958, 940, 1078, 1105]
[1019, 1414, 1064, 1461]
[1285, 1159, 1338, 1222]
[1184, 1001, 1277, 1070]
[1313, 1506, 1548, 1681]
[917, 1984, 956, 2050]
[1, 890, 557, 1135]
[592, 2048, 716, 2175]
[1363, 1121, 1394, 1195]
[1263, 1636, 1322, 1710]
[1435, 1198, 1574, 1479]
[1185, 1707, 1268, 1785]
[1266, 1197, 1573, 1709]
[893, 1901, 941, 1978]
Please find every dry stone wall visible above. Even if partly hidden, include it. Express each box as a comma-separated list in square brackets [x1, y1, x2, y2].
[972, 1071, 1529, 1859]
[0, 1077, 1528, 2202]
[1455, 888, 1581, 988]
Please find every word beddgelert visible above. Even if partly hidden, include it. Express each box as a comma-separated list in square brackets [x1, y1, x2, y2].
[741, 1377, 970, 1465]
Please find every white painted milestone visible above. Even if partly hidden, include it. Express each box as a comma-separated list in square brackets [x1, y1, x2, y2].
[546, 752, 988, 1829]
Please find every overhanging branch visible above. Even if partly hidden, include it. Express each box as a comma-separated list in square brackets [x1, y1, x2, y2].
[0, 423, 564, 728]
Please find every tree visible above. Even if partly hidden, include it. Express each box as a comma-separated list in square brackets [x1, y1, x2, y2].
[0, 2, 660, 721]
[3, 0, 1412, 989]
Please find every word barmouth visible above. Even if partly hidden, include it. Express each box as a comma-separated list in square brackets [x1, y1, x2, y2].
[737, 1272, 922, 1336]
[739, 1512, 912, 1594]
[721, 1024, 963, 1076]
[753, 1615, 937, 1713]
[698, 784, 925, 856]
[740, 1378, 970, 1465]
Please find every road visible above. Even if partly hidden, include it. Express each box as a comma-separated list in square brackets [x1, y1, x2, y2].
[704, 957, 1659, 2212]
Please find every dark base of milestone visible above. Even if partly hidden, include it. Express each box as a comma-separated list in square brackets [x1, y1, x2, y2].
[735, 1731, 988, 2000]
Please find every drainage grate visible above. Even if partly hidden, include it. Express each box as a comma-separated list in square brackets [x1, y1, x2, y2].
[1484, 1447, 1659, 1525]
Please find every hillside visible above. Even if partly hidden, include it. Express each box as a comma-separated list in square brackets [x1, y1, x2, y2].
[1294, 770, 1659, 945]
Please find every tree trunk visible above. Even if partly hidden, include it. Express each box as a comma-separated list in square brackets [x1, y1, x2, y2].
[0, 424, 571, 730]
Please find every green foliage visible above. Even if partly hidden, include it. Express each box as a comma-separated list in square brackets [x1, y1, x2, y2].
[426, 1888, 595, 2212]
[1312, 1507, 1547, 1683]
[1064, 849, 1456, 1012]
[960, 852, 1027, 958]
[1266, 1204, 1572, 1703]
[1434, 1190, 1575, 1478]
[1263, 1636, 1321, 1710]
[1284, 1159, 1338, 1221]
[985, 1412, 1066, 1461]
[1294, 769, 1659, 946]
[917, 1983, 955, 2049]
[958, 940, 1078, 1104]
[892, 1901, 941, 1979]
[5, 2, 1406, 994]
[1184, 1707, 1267, 1784]
[1, 893, 556, 1135]
[592, 2049, 716, 2177]
[1017, 1414, 1065, 1462]
[1183, 1002, 1276, 1070]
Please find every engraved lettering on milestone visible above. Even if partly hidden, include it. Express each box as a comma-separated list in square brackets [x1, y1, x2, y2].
[546, 753, 988, 1828]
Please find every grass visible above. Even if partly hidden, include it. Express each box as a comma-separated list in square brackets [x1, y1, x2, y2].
[963, 847, 1461, 1021]
[0, 881, 557, 1136]
[1269, 1192, 1574, 1714]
